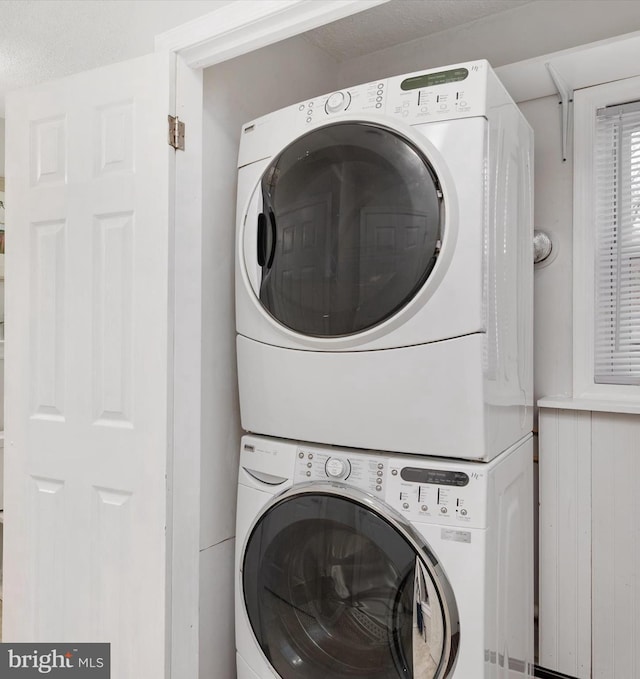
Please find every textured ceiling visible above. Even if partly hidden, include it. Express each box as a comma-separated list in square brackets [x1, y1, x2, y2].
[303, 0, 533, 60]
[0, 0, 228, 116]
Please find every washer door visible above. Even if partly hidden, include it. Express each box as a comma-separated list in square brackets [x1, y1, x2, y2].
[242, 484, 459, 679]
[244, 122, 443, 338]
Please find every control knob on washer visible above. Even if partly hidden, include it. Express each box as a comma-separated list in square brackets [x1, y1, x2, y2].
[325, 457, 350, 479]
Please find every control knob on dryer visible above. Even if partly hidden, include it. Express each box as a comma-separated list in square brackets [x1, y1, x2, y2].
[325, 91, 350, 114]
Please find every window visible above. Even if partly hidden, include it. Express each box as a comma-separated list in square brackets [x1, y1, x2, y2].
[574, 75, 640, 400]
[594, 101, 640, 384]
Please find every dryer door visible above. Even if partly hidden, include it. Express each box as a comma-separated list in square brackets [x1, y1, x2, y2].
[244, 122, 443, 337]
[241, 483, 459, 679]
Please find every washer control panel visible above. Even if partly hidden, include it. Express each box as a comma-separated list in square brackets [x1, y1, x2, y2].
[294, 445, 387, 496]
[293, 444, 487, 527]
[386, 459, 487, 528]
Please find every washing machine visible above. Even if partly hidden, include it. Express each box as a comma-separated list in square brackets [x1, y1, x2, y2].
[235, 60, 533, 461]
[235, 433, 534, 679]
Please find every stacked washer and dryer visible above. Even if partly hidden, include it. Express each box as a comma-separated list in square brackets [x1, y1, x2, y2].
[234, 60, 534, 679]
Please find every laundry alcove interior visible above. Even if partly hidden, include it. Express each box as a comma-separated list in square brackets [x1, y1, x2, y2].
[198, 21, 511, 677]
[197, 10, 557, 679]
[201, 38, 470, 679]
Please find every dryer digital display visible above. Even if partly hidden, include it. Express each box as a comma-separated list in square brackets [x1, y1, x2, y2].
[400, 68, 469, 90]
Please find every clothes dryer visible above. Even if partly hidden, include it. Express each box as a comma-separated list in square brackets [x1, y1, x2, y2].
[236, 61, 533, 460]
[235, 433, 534, 679]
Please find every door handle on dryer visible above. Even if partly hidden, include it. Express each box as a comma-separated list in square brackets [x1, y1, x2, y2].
[266, 211, 277, 269]
[257, 211, 277, 269]
[257, 212, 268, 267]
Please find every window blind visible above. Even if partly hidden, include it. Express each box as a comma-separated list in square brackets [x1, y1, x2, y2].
[594, 101, 640, 384]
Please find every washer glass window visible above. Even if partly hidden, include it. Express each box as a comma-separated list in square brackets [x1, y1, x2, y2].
[242, 491, 457, 679]
[254, 123, 443, 337]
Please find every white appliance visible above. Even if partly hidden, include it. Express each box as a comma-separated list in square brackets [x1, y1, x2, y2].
[235, 60, 533, 461]
[235, 433, 534, 679]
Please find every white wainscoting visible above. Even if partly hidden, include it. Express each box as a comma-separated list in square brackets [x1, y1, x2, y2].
[538, 404, 640, 679]
[538, 407, 592, 678]
[590, 413, 640, 679]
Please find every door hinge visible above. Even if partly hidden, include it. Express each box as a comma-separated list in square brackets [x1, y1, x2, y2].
[168, 115, 185, 151]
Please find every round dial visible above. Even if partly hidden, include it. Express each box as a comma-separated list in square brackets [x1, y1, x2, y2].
[325, 91, 350, 114]
[325, 457, 350, 479]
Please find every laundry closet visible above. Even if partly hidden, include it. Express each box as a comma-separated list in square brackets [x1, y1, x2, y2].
[200, 13, 537, 679]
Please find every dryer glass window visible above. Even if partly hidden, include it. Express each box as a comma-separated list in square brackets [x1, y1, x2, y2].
[243, 492, 456, 679]
[256, 123, 443, 336]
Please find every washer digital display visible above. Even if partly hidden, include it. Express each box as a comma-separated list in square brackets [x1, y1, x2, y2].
[400, 468, 469, 486]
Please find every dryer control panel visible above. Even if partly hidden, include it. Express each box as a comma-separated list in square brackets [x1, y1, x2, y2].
[293, 443, 488, 529]
[237, 59, 512, 169]
[290, 59, 490, 130]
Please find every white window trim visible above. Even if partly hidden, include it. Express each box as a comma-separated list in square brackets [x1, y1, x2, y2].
[573, 74, 640, 403]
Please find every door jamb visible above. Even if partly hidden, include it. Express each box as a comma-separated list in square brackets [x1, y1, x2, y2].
[155, 0, 390, 69]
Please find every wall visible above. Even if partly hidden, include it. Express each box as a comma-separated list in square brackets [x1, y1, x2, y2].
[517, 98, 572, 644]
[520, 97, 574, 405]
[0, 118, 4, 176]
[199, 33, 338, 679]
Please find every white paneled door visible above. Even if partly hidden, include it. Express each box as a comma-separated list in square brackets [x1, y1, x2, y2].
[4, 52, 176, 679]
